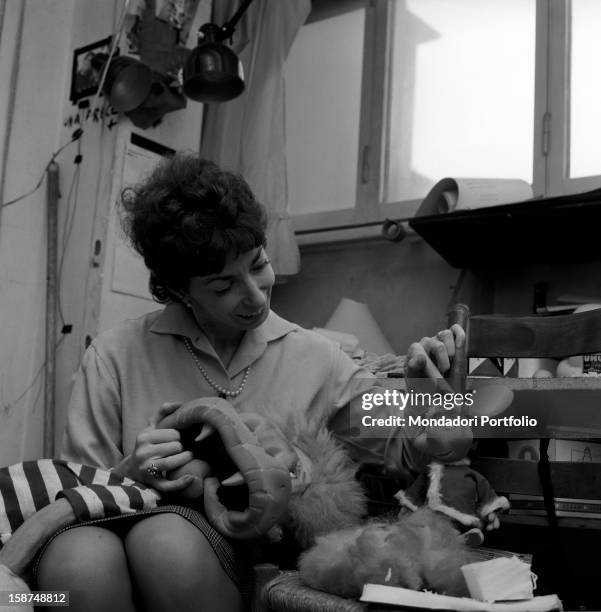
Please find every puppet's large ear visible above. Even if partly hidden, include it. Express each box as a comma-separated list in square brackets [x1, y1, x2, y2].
[157, 398, 292, 539]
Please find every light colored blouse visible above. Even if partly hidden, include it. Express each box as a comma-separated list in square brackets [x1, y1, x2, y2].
[62, 303, 423, 479]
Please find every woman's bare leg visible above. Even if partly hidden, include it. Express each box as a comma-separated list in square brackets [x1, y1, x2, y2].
[124, 513, 243, 612]
[36, 526, 135, 612]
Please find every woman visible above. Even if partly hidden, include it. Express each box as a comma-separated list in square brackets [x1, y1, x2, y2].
[36, 154, 465, 612]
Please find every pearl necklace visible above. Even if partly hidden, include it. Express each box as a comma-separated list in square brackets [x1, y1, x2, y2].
[183, 337, 250, 398]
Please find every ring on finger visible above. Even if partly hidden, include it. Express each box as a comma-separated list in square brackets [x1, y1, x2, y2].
[147, 462, 162, 479]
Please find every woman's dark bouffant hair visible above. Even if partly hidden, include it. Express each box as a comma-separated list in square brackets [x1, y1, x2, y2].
[120, 153, 267, 303]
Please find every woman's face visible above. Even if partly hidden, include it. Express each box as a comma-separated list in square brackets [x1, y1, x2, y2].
[187, 246, 275, 332]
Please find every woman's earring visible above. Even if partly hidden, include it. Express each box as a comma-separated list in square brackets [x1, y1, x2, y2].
[181, 293, 194, 309]
[169, 287, 193, 309]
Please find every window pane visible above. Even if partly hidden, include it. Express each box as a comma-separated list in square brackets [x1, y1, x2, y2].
[570, 0, 601, 178]
[284, 9, 364, 215]
[385, 0, 535, 204]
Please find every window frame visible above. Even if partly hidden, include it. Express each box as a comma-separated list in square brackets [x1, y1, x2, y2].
[291, 0, 601, 242]
[545, 0, 601, 196]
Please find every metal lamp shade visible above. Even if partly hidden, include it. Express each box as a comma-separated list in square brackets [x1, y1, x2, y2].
[103, 56, 153, 112]
[183, 36, 245, 103]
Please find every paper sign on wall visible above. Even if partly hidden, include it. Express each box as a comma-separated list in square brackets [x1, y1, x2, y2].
[111, 133, 174, 301]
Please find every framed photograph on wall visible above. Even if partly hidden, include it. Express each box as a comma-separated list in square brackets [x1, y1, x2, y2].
[69, 36, 113, 104]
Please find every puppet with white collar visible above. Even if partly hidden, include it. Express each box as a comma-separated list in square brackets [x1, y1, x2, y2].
[394, 458, 510, 542]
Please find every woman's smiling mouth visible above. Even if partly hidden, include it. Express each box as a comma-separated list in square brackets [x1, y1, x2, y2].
[237, 309, 265, 321]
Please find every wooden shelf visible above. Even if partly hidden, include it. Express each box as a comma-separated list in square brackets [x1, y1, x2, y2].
[502, 514, 601, 530]
[471, 458, 601, 530]
[471, 376, 601, 389]
[408, 188, 601, 268]
[467, 377, 601, 438]
[387, 377, 601, 436]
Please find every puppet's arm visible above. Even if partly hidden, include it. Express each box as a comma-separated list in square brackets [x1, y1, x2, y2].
[0, 499, 75, 576]
[0, 460, 161, 577]
[473, 469, 510, 530]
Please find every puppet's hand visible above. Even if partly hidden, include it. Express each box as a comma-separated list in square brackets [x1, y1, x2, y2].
[167, 459, 212, 499]
[484, 512, 501, 531]
[409, 374, 473, 462]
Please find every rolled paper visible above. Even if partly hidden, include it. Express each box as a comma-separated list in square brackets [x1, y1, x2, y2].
[324, 298, 394, 355]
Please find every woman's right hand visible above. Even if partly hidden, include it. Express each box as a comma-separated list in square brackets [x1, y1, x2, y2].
[114, 402, 200, 493]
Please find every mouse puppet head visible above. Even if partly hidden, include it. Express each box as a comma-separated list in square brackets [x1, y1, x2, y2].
[157, 398, 366, 545]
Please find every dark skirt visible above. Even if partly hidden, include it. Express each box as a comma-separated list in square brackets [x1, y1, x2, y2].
[32, 505, 255, 605]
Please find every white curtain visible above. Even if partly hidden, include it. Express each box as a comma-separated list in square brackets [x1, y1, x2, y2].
[200, 0, 311, 277]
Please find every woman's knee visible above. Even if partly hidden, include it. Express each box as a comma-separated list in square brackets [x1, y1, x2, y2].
[125, 513, 243, 612]
[36, 526, 135, 612]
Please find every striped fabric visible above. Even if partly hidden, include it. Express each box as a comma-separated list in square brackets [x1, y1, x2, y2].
[0, 459, 160, 546]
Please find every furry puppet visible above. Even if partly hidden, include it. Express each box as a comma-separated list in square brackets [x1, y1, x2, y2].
[299, 508, 476, 599]
[156, 398, 367, 546]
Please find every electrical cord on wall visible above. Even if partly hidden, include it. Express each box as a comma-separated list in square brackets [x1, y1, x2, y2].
[0, 129, 83, 209]
[2, 335, 66, 414]
[87, 0, 129, 114]
[57, 155, 82, 331]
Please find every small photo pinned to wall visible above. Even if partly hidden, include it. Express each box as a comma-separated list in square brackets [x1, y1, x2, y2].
[70, 36, 113, 104]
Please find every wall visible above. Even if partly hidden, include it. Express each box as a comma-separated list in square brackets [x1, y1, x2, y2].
[271, 232, 493, 354]
[0, 0, 75, 465]
[0, 0, 209, 465]
[272, 232, 601, 358]
[491, 260, 601, 314]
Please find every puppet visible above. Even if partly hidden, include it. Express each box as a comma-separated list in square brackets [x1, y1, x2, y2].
[394, 459, 509, 541]
[299, 508, 476, 598]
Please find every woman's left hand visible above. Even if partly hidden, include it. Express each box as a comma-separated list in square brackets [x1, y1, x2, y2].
[113, 402, 201, 493]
